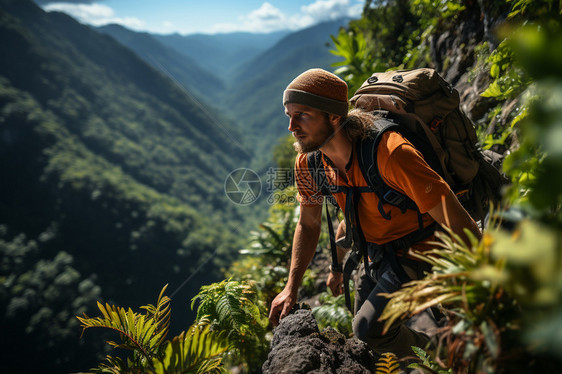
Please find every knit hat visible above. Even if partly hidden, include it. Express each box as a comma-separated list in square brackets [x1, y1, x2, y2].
[283, 68, 349, 117]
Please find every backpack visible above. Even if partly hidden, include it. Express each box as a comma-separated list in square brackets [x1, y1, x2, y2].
[308, 68, 508, 310]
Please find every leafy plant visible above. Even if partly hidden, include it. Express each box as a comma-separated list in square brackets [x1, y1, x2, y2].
[312, 291, 353, 337]
[191, 280, 270, 372]
[152, 323, 230, 374]
[238, 208, 295, 267]
[378, 225, 519, 372]
[408, 346, 452, 374]
[330, 28, 375, 94]
[77, 285, 230, 373]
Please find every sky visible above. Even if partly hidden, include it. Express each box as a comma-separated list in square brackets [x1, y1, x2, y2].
[35, 0, 365, 35]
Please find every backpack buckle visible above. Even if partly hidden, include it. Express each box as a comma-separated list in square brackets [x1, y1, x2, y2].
[383, 190, 406, 206]
[430, 118, 442, 131]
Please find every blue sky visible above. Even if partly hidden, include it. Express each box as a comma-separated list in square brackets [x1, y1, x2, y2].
[36, 0, 365, 35]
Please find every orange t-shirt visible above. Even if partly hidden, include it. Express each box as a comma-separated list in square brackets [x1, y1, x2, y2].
[295, 131, 451, 252]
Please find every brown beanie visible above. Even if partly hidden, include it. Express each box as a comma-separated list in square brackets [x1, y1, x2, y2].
[283, 68, 349, 117]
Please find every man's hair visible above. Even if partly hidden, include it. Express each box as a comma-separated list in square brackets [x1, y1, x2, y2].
[339, 109, 378, 141]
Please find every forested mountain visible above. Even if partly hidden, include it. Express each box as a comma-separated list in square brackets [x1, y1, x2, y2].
[99, 19, 348, 172]
[223, 18, 350, 171]
[97, 24, 225, 101]
[0, 0, 254, 371]
[152, 30, 289, 78]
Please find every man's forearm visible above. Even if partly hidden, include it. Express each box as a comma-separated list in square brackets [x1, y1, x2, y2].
[286, 221, 320, 293]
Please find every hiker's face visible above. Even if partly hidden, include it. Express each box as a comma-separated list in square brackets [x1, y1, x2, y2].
[285, 103, 335, 153]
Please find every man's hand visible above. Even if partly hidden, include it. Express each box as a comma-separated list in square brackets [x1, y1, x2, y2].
[326, 271, 344, 296]
[268, 287, 297, 326]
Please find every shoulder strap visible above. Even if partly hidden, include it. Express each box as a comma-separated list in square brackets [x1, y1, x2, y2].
[356, 121, 420, 219]
[306, 151, 344, 283]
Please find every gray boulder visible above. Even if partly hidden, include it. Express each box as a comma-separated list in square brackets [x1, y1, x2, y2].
[262, 309, 376, 374]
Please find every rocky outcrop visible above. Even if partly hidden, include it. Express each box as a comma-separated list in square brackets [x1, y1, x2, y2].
[262, 309, 376, 374]
[429, 1, 511, 125]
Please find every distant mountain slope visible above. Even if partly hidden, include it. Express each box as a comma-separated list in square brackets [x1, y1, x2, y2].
[0, 1, 252, 371]
[97, 24, 224, 101]
[224, 19, 349, 170]
[153, 30, 289, 78]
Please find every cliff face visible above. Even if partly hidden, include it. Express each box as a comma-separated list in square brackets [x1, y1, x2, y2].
[430, 1, 511, 136]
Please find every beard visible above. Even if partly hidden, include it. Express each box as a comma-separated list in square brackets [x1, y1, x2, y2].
[292, 117, 335, 153]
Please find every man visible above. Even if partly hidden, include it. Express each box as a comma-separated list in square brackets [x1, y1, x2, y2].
[268, 68, 481, 357]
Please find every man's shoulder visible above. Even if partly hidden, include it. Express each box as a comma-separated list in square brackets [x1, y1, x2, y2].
[295, 152, 315, 170]
[370, 130, 413, 159]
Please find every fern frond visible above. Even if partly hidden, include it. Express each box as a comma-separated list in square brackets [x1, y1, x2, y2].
[215, 293, 246, 333]
[375, 352, 401, 374]
[89, 355, 129, 374]
[77, 287, 171, 361]
[153, 322, 230, 374]
[140, 284, 171, 345]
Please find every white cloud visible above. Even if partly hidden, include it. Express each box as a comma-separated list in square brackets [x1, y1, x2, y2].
[210, 2, 287, 33]
[42, 2, 144, 30]
[211, 0, 363, 34]
[301, 0, 363, 22]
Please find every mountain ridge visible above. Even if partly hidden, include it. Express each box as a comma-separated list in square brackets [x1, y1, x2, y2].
[97, 23, 225, 101]
[0, 2, 255, 371]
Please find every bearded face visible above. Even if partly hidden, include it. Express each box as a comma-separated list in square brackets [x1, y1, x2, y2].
[290, 112, 335, 154]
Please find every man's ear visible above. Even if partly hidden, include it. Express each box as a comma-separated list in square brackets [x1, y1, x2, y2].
[328, 114, 342, 127]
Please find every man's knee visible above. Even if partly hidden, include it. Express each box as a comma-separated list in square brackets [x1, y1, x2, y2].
[352, 314, 384, 343]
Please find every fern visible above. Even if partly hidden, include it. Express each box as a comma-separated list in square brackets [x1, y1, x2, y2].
[152, 322, 230, 374]
[77, 285, 234, 373]
[191, 279, 253, 333]
[77, 285, 171, 368]
[312, 292, 353, 336]
[191, 279, 270, 371]
[375, 352, 401, 374]
[408, 346, 453, 374]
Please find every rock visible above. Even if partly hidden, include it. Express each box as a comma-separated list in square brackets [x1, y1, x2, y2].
[263, 309, 376, 374]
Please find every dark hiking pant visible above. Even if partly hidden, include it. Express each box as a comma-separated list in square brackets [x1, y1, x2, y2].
[352, 257, 431, 358]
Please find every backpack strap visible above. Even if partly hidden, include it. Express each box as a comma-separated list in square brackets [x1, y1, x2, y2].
[356, 121, 420, 220]
[306, 151, 347, 276]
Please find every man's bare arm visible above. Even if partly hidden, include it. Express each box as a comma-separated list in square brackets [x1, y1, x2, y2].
[428, 190, 482, 244]
[268, 204, 322, 325]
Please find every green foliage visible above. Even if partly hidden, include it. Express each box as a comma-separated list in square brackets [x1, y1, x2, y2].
[485, 219, 562, 358]
[408, 346, 452, 373]
[0, 225, 103, 372]
[475, 1, 562, 222]
[378, 225, 519, 371]
[77, 286, 231, 374]
[228, 191, 298, 305]
[153, 323, 230, 374]
[191, 280, 270, 372]
[480, 39, 530, 100]
[330, 28, 376, 93]
[272, 134, 297, 171]
[0, 14, 247, 369]
[501, 22, 562, 221]
[239, 208, 295, 266]
[410, 0, 465, 30]
[78, 286, 171, 372]
[312, 292, 353, 337]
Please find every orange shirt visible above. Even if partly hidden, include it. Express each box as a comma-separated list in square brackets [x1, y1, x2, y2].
[295, 131, 451, 252]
